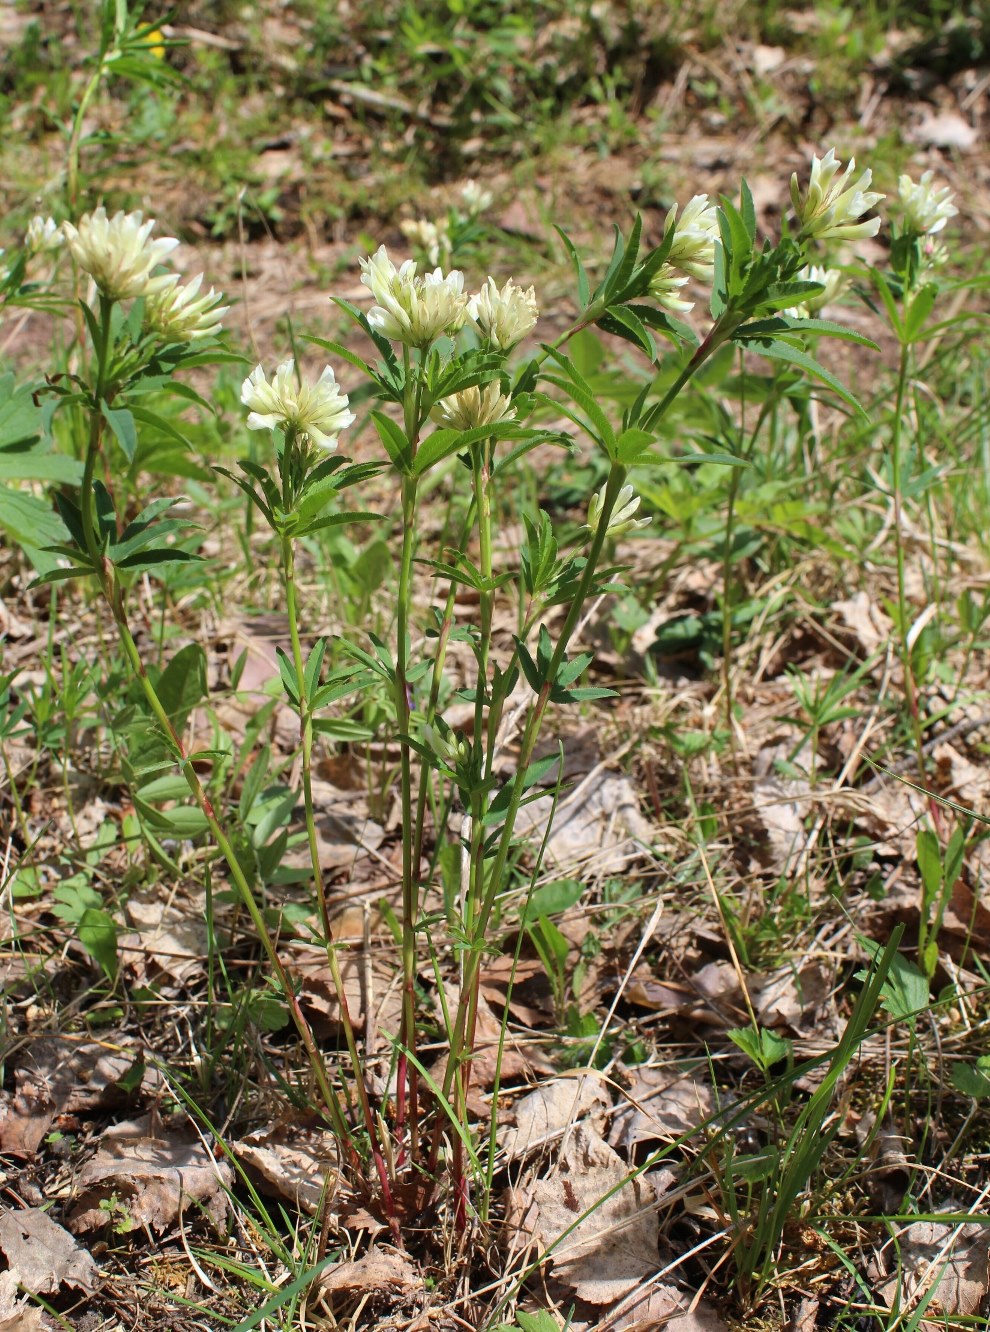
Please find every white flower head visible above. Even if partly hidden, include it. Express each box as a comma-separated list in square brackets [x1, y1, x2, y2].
[433, 382, 516, 431]
[649, 262, 695, 314]
[586, 483, 650, 538]
[897, 170, 958, 236]
[26, 215, 63, 254]
[790, 148, 884, 244]
[664, 193, 719, 281]
[467, 276, 538, 350]
[241, 359, 354, 452]
[62, 207, 179, 300]
[400, 217, 451, 267]
[460, 179, 493, 216]
[786, 264, 848, 318]
[360, 245, 468, 346]
[146, 272, 228, 341]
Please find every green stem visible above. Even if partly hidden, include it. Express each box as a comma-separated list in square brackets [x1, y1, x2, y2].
[395, 466, 421, 1141]
[439, 463, 627, 1120]
[282, 530, 399, 1233]
[891, 340, 928, 788]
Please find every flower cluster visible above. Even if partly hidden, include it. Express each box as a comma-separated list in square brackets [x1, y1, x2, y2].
[434, 382, 515, 431]
[400, 218, 452, 268]
[360, 247, 538, 352]
[790, 149, 883, 244]
[146, 273, 228, 342]
[650, 194, 719, 314]
[61, 206, 227, 342]
[587, 483, 650, 538]
[241, 359, 354, 452]
[360, 246, 469, 347]
[468, 276, 538, 350]
[897, 170, 958, 237]
[460, 179, 493, 216]
[62, 208, 179, 301]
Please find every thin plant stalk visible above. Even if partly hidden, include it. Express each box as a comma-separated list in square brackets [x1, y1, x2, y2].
[890, 340, 929, 789]
[280, 523, 399, 1233]
[75, 299, 367, 1192]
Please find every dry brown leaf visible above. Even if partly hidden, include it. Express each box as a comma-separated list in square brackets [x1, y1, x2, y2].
[500, 1076, 608, 1162]
[508, 1123, 659, 1305]
[666, 1306, 732, 1331]
[68, 1118, 232, 1233]
[606, 1282, 680, 1329]
[318, 1250, 419, 1297]
[0, 1272, 44, 1332]
[753, 962, 830, 1034]
[285, 939, 402, 1041]
[0, 1209, 98, 1296]
[609, 1064, 715, 1150]
[119, 892, 209, 984]
[233, 1122, 339, 1215]
[878, 1219, 989, 1320]
[480, 955, 555, 1028]
[513, 773, 652, 875]
[832, 591, 891, 654]
[12, 1037, 153, 1115]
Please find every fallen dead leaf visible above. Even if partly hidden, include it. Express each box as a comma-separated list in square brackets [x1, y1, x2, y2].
[666, 1306, 732, 1332]
[233, 1121, 339, 1215]
[318, 1249, 419, 1297]
[0, 1272, 43, 1332]
[606, 1281, 680, 1329]
[609, 1064, 715, 1151]
[68, 1118, 233, 1233]
[119, 891, 210, 984]
[752, 962, 830, 1034]
[499, 1076, 608, 1162]
[507, 1123, 659, 1305]
[513, 772, 652, 875]
[0, 1209, 98, 1296]
[878, 1218, 989, 1320]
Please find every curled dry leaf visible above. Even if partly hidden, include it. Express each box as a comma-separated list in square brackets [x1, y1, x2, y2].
[233, 1121, 339, 1215]
[506, 1123, 659, 1305]
[609, 1064, 715, 1151]
[499, 1076, 608, 1162]
[68, 1118, 232, 1233]
[318, 1250, 420, 1306]
[0, 1209, 97, 1296]
[0, 1038, 157, 1156]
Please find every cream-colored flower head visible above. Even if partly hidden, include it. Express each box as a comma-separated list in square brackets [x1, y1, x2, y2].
[897, 170, 958, 236]
[649, 262, 695, 314]
[786, 264, 848, 318]
[468, 276, 538, 350]
[360, 245, 468, 346]
[922, 234, 950, 269]
[26, 215, 63, 253]
[241, 359, 354, 452]
[434, 382, 516, 431]
[62, 207, 179, 300]
[146, 273, 228, 341]
[664, 193, 719, 282]
[400, 218, 451, 268]
[460, 179, 493, 216]
[790, 149, 883, 244]
[587, 483, 650, 538]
